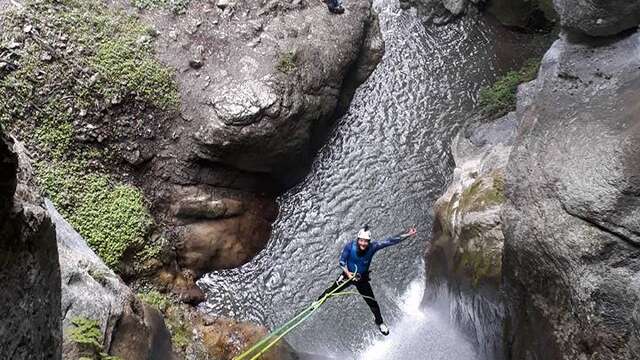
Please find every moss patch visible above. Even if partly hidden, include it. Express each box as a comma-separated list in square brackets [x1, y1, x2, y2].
[276, 50, 297, 74]
[479, 58, 540, 118]
[457, 241, 502, 287]
[138, 289, 171, 313]
[69, 317, 121, 360]
[1, 0, 179, 136]
[37, 160, 152, 270]
[138, 290, 193, 352]
[459, 170, 506, 213]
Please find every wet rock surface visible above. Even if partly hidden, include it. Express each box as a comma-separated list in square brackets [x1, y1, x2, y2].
[503, 30, 640, 359]
[554, 0, 640, 37]
[50, 200, 173, 359]
[0, 136, 62, 360]
[426, 101, 525, 359]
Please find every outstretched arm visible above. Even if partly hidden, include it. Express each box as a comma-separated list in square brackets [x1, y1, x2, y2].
[373, 227, 418, 251]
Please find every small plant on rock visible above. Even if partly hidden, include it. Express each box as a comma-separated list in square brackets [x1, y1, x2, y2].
[69, 317, 121, 360]
[276, 50, 297, 74]
[478, 58, 540, 117]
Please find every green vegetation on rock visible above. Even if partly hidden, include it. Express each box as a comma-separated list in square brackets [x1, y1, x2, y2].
[479, 58, 540, 117]
[138, 289, 171, 313]
[276, 51, 297, 74]
[69, 317, 121, 360]
[459, 171, 506, 213]
[458, 241, 502, 286]
[138, 290, 193, 351]
[0, 0, 177, 273]
[37, 160, 152, 270]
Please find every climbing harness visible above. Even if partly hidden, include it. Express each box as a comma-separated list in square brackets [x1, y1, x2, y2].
[233, 268, 372, 360]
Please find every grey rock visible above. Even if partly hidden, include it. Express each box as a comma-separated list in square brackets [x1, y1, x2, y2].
[503, 31, 640, 359]
[147, 0, 382, 179]
[0, 136, 62, 360]
[553, 0, 640, 36]
[48, 200, 173, 359]
[426, 113, 517, 360]
[442, 0, 467, 15]
[425, 81, 537, 360]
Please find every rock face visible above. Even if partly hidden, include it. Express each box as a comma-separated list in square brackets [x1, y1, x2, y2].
[50, 200, 173, 359]
[0, 136, 62, 360]
[147, 0, 382, 178]
[401, 0, 556, 29]
[137, 0, 384, 290]
[426, 101, 528, 359]
[553, 0, 640, 37]
[503, 30, 640, 359]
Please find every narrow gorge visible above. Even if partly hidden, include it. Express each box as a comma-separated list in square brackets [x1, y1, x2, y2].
[1, 0, 639, 359]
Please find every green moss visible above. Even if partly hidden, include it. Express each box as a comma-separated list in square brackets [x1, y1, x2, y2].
[458, 243, 502, 286]
[459, 171, 506, 213]
[69, 317, 122, 360]
[37, 160, 152, 270]
[479, 58, 540, 117]
[87, 267, 111, 286]
[93, 35, 179, 109]
[138, 289, 171, 313]
[167, 314, 192, 350]
[69, 317, 102, 349]
[276, 51, 297, 74]
[138, 290, 193, 351]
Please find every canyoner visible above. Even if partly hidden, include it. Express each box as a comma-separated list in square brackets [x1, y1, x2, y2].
[234, 226, 418, 360]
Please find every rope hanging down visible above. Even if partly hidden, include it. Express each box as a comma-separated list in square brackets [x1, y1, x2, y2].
[233, 271, 371, 360]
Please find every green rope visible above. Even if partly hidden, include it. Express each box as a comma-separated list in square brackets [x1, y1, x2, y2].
[234, 271, 371, 360]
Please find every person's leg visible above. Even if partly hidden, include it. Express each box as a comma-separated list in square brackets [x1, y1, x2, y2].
[317, 273, 351, 300]
[355, 281, 384, 325]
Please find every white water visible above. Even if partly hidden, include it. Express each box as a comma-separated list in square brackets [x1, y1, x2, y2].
[358, 275, 476, 360]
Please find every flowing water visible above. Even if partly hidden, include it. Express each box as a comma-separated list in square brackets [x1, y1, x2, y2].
[199, 0, 507, 358]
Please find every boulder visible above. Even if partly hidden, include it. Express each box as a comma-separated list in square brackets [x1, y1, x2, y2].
[553, 0, 640, 37]
[166, 185, 277, 277]
[426, 102, 526, 359]
[0, 136, 62, 360]
[146, 0, 383, 181]
[198, 317, 296, 360]
[50, 200, 173, 359]
[503, 30, 640, 359]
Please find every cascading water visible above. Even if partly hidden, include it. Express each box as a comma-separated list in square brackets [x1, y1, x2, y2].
[199, 0, 509, 357]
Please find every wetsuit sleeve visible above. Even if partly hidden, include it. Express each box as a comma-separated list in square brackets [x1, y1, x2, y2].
[339, 241, 351, 268]
[372, 234, 404, 251]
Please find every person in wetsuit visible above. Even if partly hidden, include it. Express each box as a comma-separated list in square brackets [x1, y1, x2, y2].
[317, 225, 417, 335]
[326, 0, 345, 14]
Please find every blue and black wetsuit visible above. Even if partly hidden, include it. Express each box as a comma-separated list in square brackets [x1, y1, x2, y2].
[318, 234, 405, 325]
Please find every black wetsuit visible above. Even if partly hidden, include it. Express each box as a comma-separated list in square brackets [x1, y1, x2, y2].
[318, 272, 384, 325]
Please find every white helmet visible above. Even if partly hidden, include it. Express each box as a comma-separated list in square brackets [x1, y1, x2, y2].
[357, 225, 371, 240]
